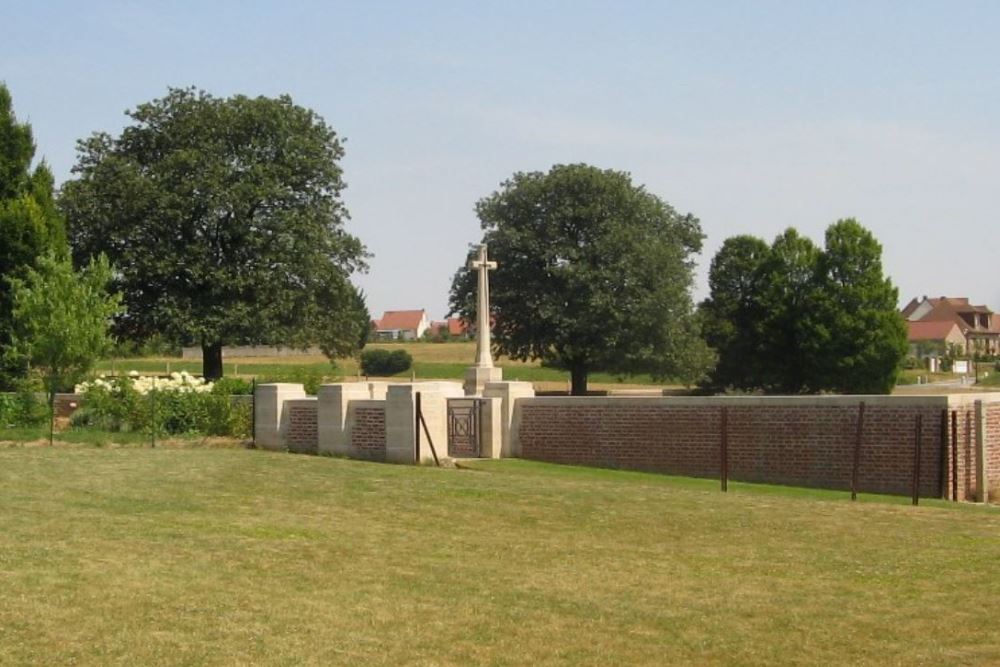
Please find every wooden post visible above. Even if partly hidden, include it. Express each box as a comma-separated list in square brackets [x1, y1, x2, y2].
[851, 402, 865, 501]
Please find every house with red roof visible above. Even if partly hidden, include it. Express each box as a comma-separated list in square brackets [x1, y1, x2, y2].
[427, 318, 469, 340]
[372, 310, 430, 341]
[901, 296, 1000, 355]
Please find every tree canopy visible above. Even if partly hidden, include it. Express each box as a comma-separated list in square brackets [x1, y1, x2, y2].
[0, 84, 68, 388]
[60, 88, 369, 378]
[701, 220, 906, 394]
[6, 253, 121, 443]
[450, 163, 711, 395]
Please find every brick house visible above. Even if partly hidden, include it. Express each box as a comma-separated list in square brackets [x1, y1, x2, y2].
[427, 317, 469, 339]
[901, 296, 1000, 355]
[372, 310, 430, 341]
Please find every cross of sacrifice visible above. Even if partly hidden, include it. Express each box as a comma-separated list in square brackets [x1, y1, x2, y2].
[468, 244, 497, 368]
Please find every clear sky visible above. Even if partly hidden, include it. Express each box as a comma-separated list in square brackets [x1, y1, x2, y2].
[4, 1, 999, 320]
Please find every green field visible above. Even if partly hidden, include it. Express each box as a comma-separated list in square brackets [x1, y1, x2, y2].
[94, 341, 662, 389]
[0, 446, 997, 665]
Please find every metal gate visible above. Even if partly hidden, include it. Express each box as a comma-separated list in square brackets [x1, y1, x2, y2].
[447, 398, 482, 457]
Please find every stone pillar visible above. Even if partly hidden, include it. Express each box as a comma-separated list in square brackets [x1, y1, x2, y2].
[975, 400, 988, 503]
[385, 382, 464, 464]
[384, 385, 417, 464]
[483, 381, 535, 457]
[478, 396, 503, 458]
[464, 366, 503, 397]
[254, 383, 306, 451]
[317, 383, 370, 456]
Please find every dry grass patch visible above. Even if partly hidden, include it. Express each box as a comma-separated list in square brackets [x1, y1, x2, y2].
[1, 450, 997, 665]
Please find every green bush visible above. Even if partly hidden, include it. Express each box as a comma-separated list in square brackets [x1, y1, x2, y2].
[212, 377, 254, 395]
[256, 368, 332, 395]
[0, 386, 48, 428]
[76, 377, 251, 437]
[360, 349, 412, 376]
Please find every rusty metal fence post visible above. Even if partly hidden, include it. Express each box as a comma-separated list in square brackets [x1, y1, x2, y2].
[851, 402, 865, 501]
[720, 406, 728, 492]
[251, 377, 257, 448]
[415, 392, 440, 467]
[912, 414, 923, 506]
[939, 409, 948, 499]
[950, 410, 958, 501]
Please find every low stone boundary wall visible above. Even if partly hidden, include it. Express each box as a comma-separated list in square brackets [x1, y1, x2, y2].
[285, 398, 318, 454]
[989, 403, 1000, 496]
[181, 345, 321, 359]
[349, 401, 387, 461]
[514, 394, 1000, 499]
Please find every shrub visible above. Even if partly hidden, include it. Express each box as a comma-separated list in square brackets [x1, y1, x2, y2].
[73, 372, 250, 437]
[212, 377, 253, 395]
[360, 349, 412, 376]
[256, 368, 331, 395]
[0, 384, 49, 428]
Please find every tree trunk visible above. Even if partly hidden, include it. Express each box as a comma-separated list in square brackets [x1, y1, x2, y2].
[570, 365, 589, 396]
[203, 341, 224, 380]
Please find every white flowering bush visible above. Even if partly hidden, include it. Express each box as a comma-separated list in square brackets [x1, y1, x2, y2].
[72, 372, 250, 437]
[75, 370, 213, 396]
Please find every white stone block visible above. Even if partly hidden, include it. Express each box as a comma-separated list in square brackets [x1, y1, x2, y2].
[317, 383, 370, 455]
[254, 383, 306, 451]
[483, 381, 535, 457]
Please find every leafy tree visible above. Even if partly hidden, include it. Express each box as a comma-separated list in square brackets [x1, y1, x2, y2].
[800, 219, 907, 393]
[0, 84, 68, 387]
[702, 221, 905, 394]
[699, 235, 771, 390]
[60, 88, 369, 378]
[755, 228, 821, 393]
[6, 254, 121, 444]
[450, 163, 708, 395]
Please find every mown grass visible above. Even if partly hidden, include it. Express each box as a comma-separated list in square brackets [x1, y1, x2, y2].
[93, 341, 662, 388]
[0, 447, 997, 665]
[0, 425, 238, 448]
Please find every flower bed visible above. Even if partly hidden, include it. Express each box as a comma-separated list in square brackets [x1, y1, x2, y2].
[72, 371, 250, 437]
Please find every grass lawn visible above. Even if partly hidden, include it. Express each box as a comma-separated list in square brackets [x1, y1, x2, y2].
[93, 342, 663, 390]
[0, 425, 239, 449]
[1, 448, 998, 665]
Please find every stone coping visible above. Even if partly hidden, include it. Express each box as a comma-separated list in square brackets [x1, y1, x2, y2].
[521, 394, 1000, 408]
[284, 397, 318, 405]
[348, 399, 386, 410]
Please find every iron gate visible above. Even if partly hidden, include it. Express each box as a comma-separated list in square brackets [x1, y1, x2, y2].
[447, 398, 483, 457]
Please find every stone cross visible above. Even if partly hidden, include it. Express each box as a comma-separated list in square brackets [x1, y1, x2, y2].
[468, 244, 497, 368]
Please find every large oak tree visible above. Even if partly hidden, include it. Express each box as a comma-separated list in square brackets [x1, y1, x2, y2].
[61, 88, 369, 378]
[450, 164, 711, 395]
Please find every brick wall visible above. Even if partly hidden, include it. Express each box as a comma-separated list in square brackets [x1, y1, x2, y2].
[945, 405, 977, 501]
[987, 403, 1000, 498]
[516, 396, 966, 498]
[53, 394, 83, 418]
[286, 402, 318, 454]
[350, 406, 386, 461]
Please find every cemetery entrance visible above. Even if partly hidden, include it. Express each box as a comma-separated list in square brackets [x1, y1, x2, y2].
[447, 398, 482, 457]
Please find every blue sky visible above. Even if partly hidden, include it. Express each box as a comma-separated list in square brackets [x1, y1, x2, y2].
[4, 1, 999, 319]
